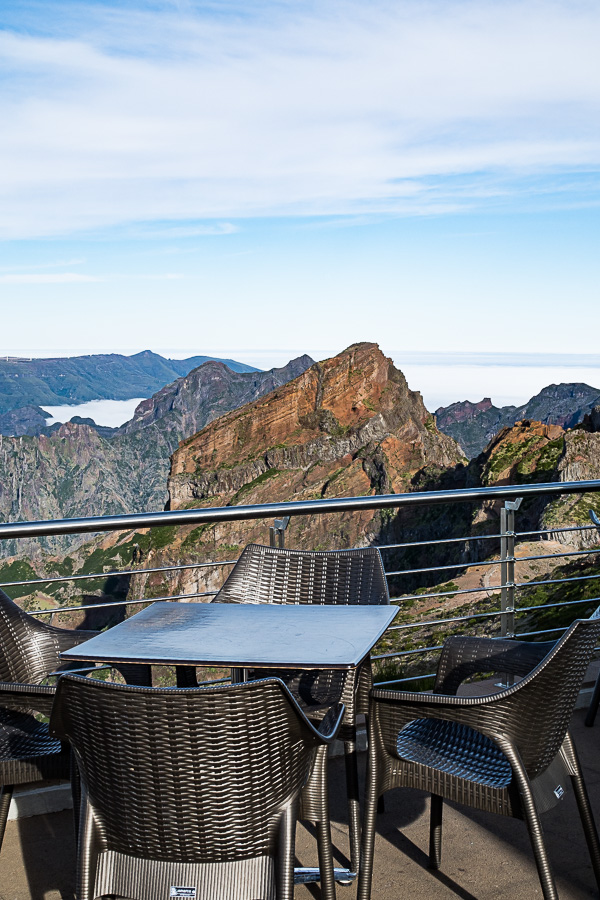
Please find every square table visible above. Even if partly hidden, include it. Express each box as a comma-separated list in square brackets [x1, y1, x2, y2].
[61, 600, 398, 885]
[61, 600, 398, 671]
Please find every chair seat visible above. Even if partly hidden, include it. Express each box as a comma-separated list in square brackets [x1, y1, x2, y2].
[396, 718, 512, 789]
[0, 708, 69, 785]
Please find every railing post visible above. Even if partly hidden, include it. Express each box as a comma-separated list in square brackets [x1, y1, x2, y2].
[500, 498, 522, 641]
[269, 516, 290, 548]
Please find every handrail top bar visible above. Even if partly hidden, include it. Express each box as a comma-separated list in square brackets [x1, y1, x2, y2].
[0, 478, 599, 540]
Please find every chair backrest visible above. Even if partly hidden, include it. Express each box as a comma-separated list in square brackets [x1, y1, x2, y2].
[214, 543, 389, 607]
[50, 675, 320, 864]
[0, 587, 65, 683]
[487, 613, 600, 777]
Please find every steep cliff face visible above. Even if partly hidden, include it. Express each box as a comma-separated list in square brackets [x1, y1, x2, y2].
[162, 344, 464, 582]
[169, 343, 463, 508]
[436, 383, 600, 458]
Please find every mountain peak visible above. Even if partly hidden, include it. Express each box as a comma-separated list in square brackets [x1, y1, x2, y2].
[168, 343, 464, 530]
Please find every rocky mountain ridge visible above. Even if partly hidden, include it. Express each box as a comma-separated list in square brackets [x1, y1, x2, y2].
[436, 382, 600, 458]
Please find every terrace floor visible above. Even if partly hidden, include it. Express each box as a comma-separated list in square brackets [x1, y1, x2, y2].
[1, 706, 599, 900]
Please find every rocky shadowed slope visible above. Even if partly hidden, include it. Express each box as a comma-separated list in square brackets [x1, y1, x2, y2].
[0, 405, 51, 436]
[0, 356, 313, 558]
[0, 349, 259, 417]
[436, 383, 600, 458]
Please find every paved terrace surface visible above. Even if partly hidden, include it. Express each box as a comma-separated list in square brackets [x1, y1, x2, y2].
[1, 706, 599, 900]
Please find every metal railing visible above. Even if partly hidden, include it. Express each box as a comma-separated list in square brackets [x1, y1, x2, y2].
[1, 478, 600, 687]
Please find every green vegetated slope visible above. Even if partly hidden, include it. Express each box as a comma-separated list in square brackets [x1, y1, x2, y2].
[0, 350, 259, 416]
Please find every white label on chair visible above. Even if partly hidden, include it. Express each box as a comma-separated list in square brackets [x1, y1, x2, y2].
[554, 785, 565, 800]
[170, 888, 196, 898]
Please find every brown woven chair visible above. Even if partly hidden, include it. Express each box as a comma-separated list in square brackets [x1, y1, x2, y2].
[49, 674, 344, 900]
[0, 586, 97, 852]
[214, 542, 390, 873]
[358, 613, 600, 900]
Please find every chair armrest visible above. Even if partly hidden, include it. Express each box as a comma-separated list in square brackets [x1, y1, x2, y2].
[370, 684, 523, 757]
[0, 681, 56, 716]
[291, 694, 345, 744]
[434, 636, 555, 694]
[315, 702, 345, 743]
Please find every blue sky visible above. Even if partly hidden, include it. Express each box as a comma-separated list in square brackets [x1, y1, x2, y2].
[0, 0, 599, 388]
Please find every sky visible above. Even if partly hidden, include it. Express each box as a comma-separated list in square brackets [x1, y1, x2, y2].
[0, 0, 599, 405]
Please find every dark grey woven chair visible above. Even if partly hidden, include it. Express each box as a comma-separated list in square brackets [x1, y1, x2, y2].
[0, 586, 97, 852]
[358, 614, 600, 900]
[214, 542, 390, 873]
[49, 673, 344, 900]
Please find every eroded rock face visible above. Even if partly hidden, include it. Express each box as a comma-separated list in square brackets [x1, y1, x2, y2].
[165, 343, 464, 565]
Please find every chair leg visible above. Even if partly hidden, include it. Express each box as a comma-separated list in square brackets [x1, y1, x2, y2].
[0, 785, 14, 852]
[316, 819, 337, 900]
[344, 740, 361, 874]
[357, 744, 378, 900]
[277, 801, 297, 900]
[503, 746, 558, 900]
[585, 670, 600, 727]
[429, 794, 443, 869]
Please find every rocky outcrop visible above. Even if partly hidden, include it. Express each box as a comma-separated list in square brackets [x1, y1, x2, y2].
[467, 417, 600, 548]
[436, 383, 600, 458]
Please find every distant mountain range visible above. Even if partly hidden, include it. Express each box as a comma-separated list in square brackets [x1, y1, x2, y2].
[435, 382, 600, 458]
[0, 355, 313, 557]
[0, 350, 259, 417]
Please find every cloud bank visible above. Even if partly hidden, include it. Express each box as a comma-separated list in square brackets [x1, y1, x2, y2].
[1, 0, 599, 238]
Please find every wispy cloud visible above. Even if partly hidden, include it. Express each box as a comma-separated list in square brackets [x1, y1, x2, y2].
[1, 1, 599, 239]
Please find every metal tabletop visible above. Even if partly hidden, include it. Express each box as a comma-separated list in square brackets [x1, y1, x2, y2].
[61, 601, 398, 669]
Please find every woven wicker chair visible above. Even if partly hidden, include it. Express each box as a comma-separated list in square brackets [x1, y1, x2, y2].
[357, 614, 600, 900]
[0, 586, 97, 852]
[49, 674, 344, 900]
[214, 542, 390, 873]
